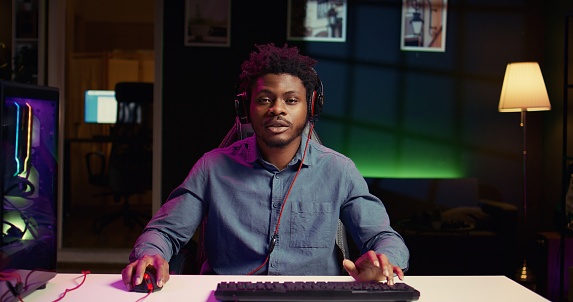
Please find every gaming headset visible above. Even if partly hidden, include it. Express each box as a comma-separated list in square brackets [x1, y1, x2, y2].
[234, 72, 324, 124]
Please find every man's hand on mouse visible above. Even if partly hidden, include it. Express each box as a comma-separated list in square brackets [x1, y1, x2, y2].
[343, 250, 404, 284]
[122, 254, 169, 291]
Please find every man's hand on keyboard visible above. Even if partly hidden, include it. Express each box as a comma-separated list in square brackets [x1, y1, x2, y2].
[342, 250, 404, 285]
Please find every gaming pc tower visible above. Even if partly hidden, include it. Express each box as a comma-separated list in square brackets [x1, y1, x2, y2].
[0, 80, 59, 301]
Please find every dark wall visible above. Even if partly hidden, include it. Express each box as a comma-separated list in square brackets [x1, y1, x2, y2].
[162, 0, 309, 198]
[0, 0, 12, 80]
[162, 0, 572, 235]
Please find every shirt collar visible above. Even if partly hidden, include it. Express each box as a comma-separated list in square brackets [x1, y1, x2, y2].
[244, 134, 314, 168]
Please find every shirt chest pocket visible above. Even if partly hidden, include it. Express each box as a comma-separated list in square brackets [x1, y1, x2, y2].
[289, 202, 333, 248]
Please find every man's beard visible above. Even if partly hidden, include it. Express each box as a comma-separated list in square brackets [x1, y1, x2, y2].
[260, 122, 306, 149]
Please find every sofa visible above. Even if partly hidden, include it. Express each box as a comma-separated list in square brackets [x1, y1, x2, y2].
[364, 177, 519, 276]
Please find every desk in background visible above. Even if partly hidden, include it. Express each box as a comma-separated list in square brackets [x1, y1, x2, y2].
[25, 274, 549, 302]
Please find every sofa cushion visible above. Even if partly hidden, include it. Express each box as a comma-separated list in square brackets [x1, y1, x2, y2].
[365, 177, 481, 221]
[441, 206, 495, 231]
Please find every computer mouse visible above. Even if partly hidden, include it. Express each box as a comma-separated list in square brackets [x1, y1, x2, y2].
[131, 267, 162, 293]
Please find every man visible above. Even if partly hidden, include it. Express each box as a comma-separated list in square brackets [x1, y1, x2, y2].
[122, 43, 409, 291]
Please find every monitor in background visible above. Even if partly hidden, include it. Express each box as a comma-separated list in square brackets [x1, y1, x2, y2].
[84, 90, 117, 124]
[0, 80, 58, 302]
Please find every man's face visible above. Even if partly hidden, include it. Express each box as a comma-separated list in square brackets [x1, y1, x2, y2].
[249, 73, 308, 149]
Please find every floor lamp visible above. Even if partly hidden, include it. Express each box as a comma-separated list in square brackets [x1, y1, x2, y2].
[498, 62, 551, 289]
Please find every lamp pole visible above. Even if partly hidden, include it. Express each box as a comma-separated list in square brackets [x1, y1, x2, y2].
[516, 109, 535, 290]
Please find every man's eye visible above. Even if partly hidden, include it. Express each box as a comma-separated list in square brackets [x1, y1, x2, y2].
[286, 98, 298, 104]
[258, 98, 271, 103]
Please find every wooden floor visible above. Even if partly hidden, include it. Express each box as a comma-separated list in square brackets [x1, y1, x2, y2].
[57, 203, 151, 274]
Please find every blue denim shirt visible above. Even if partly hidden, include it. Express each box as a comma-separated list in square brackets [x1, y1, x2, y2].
[130, 134, 409, 275]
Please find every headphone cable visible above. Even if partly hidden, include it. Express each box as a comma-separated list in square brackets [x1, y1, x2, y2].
[246, 122, 315, 275]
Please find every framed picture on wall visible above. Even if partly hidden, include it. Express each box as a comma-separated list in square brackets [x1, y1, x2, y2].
[184, 0, 231, 47]
[287, 0, 347, 42]
[400, 0, 447, 52]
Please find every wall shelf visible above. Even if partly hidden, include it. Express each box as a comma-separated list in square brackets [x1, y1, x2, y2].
[10, 0, 44, 84]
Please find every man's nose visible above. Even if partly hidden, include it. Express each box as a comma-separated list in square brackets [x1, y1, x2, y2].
[268, 100, 287, 115]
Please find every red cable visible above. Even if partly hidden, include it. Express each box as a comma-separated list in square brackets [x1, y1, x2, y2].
[272, 123, 313, 236]
[247, 123, 315, 275]
[0, 271, 23, 301]
[52, 271, 91, 302]
[135, 292, 152, 302]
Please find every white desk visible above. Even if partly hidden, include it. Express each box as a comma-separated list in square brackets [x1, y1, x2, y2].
[24, 274, 549, 302]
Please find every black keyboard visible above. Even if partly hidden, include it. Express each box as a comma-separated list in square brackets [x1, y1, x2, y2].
[214, 281, 420, 301]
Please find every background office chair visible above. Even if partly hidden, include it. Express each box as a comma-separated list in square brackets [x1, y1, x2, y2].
[86, 82, 153, 233]
[169, 118, 354, 275]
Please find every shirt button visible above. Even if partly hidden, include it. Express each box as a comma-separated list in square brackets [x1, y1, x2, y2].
[272, 203, 278, 208]
[271, 263, 276, 267]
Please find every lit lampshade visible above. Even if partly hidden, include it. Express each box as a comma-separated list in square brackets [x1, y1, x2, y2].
[498, 62, 551, 112]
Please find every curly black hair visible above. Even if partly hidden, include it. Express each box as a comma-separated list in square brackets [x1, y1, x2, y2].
[238, 43, 318, 103]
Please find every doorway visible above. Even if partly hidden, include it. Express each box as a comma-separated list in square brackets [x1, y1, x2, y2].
[60, 0, 156, 254]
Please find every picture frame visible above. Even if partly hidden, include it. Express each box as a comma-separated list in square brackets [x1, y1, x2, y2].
[287, 0, 347, 42]
[184, 0, 231, 47]
[400, 0, 447, 52]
